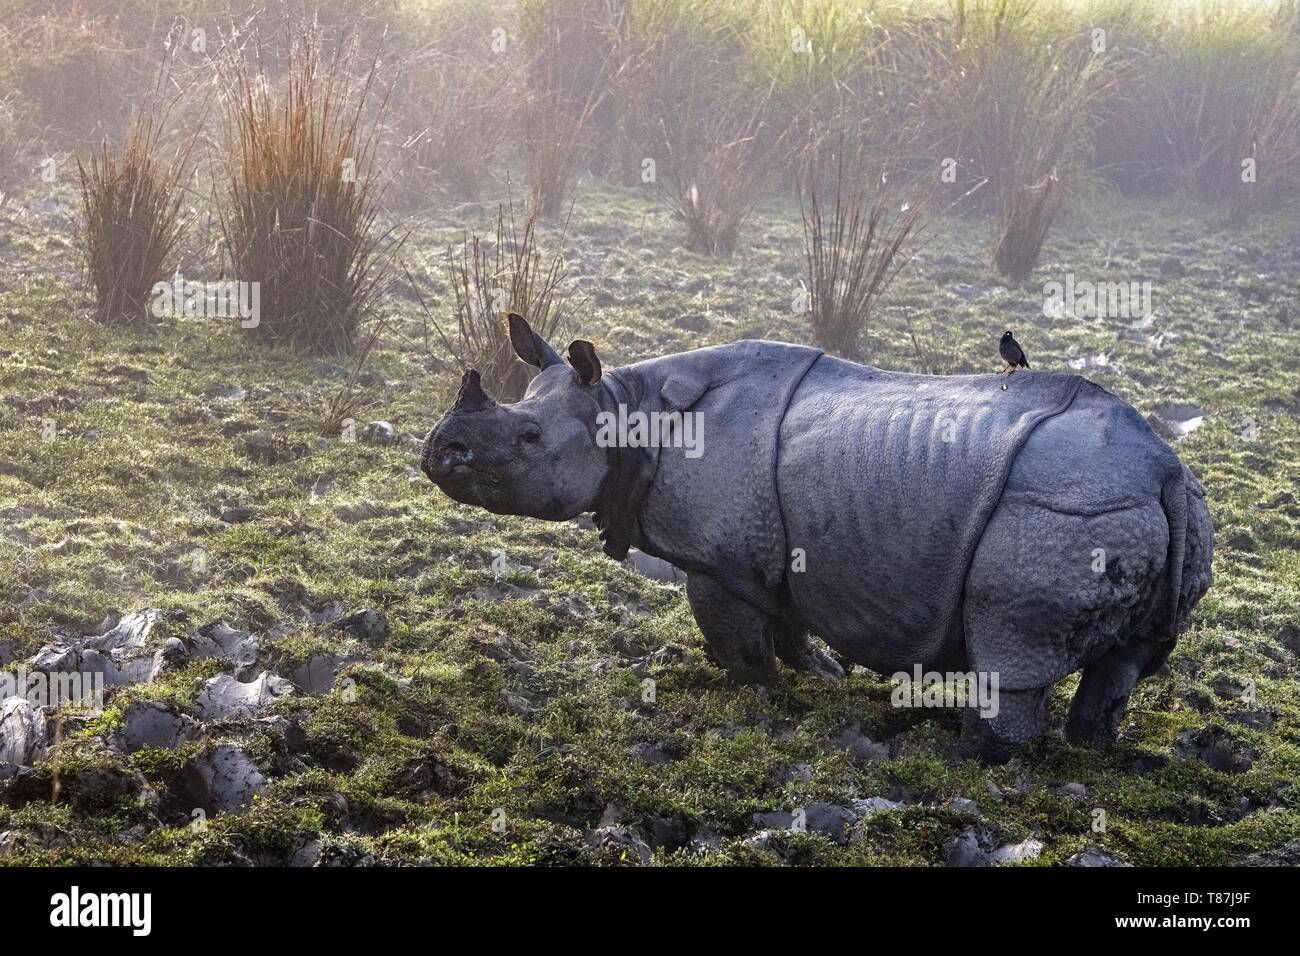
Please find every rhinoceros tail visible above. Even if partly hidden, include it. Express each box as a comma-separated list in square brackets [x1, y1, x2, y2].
[1158, 463, 1213, 647]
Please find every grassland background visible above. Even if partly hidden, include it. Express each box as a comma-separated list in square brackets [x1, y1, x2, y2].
[0, 0, 1297, 865]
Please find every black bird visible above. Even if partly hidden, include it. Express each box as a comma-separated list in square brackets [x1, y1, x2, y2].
[999, 330, 1029, 373]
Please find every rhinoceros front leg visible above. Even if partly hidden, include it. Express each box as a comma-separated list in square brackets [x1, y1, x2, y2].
[685, 575, 778, 685]
[771, 626, 845, 681]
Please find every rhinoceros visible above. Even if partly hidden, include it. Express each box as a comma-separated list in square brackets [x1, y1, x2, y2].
[421, 314, 1213, 760]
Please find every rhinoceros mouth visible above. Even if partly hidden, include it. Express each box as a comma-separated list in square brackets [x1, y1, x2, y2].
[430, 468, 487, 505]
[427, 455, 504, 501]
[421, 436, 476, 480]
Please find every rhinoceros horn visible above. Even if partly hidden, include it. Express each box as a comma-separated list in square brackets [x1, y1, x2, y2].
[450, 368, 496, 414]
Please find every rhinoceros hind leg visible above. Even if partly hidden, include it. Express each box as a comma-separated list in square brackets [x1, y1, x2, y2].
[958, 686, 1052, 765]
[686, 574, 779, 685]
[772, 627, 845, 681]
[1065, 638, 1170, 745]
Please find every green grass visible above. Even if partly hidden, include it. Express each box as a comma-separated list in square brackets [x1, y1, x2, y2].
[1, 176, 1298, 866]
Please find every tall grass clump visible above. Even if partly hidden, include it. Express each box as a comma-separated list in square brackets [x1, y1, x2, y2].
[0, 95, 22, 206]
[1228, 45, 1300, 221]
[75, 114, 192, 327]
[742, 0, 902, 183]
[394, 55, 512, 204]
[518, 0, 623, 218]
[416, 191, 576, 401]
[321, 318, 385, 436]
[929, 0, 1110, 278]
[798, 140, 934, 360]
[1128, 1, 1300, 218]
[216, 30, 398, 355]
[390, 3, 517, 205]
[625, 2, 782, 256]
[659, 82, 786, 256]
[0, 7, 152, 148]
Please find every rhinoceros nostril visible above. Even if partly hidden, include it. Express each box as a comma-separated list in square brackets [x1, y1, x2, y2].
[428, 441, 474, 476]
[420, 436, 471, 481]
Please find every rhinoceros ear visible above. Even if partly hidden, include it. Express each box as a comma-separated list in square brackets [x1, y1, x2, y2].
[567, 339, 602, 386]
[660, 373, 708, 412]
[506, 311, 562, 369]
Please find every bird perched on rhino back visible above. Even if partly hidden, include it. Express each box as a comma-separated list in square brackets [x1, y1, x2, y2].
[1000, 330, 1029, 372]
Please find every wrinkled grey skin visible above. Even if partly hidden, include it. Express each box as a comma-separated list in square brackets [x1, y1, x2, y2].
[422, 315, 1214, 761]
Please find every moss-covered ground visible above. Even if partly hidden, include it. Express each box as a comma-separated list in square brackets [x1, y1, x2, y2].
[1, 182, 1297, 865]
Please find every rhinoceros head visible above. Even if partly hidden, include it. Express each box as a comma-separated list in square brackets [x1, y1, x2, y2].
[420, 313, 607, 521]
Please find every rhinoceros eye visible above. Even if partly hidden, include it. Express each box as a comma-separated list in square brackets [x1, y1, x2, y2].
[521, 425, 542, 445]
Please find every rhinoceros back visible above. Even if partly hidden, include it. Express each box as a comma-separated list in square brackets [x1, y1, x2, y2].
[776, 357, 1086, 670]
